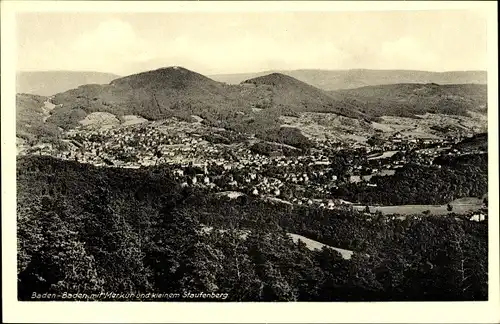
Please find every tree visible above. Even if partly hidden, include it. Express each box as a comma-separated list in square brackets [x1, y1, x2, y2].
[212, 230, 262, 301]
[18, 197, 104, 299]
[178, 241, 225, 294]
[154, 150, 162, 166]
[17, 155, 488, 301]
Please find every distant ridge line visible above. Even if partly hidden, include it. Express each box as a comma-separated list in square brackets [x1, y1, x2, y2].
[209, 69, 487, 91]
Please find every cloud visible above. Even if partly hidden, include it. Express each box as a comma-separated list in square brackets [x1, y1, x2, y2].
[139, 34, 349, 74]
[17, 17, 444, 74]
[66, 19, 152, 72]
[72, 19, 151, 57]
[17, 12, 488, 74]
[73, 19, 136, 51]
[380, 37, 439, 69]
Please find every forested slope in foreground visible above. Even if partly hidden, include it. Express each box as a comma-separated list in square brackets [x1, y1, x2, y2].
[17, 156, 487, 301]
[334, 153, 488, 205]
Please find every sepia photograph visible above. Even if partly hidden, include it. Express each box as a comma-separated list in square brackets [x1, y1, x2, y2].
[2, 1, 499, 323]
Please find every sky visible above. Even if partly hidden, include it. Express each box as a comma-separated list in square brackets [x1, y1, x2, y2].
[16, 10, 488, 76]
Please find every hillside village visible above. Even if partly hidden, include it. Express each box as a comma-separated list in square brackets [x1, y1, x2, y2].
[17, 115, 486, 213]
[13, 5, 493, 306]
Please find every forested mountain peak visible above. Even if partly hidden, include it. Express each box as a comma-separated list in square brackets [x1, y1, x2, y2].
[109, 66, 221, 90]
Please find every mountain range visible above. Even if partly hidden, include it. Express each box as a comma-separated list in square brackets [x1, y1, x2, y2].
[44, 67, 374, 131]
[210, 69, 487, 91]
[16, 66, 488, 143]
[329, 83, 487, 117]
[17, 69, 486, 96]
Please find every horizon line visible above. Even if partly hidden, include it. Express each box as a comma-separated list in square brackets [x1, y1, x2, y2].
[16, 67, 488, 76]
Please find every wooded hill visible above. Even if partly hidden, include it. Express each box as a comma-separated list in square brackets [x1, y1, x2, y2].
[329, 83, 487, 117]
[16, 93, 61, 143]
[47, 67, 370, 130]
[49, 67, 487, 123]
[17, 155, 488, 301]
[16, 67, 487, 143]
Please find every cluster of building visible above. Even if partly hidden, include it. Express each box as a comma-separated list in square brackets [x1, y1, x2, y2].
[17, 118, 485, 210]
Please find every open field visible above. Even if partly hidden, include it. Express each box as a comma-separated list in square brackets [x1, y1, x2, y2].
[79, 112, 120, 128]
[121, 115, 148, 126]
[353, 197, 484, 216]
[41, 100, 56, 122]
[278, 110, 486, 146]
[200, 225, 353, 260]
[288, 233, 354, 260]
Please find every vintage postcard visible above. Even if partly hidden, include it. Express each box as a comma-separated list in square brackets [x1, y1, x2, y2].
[2, 1, 498, 323]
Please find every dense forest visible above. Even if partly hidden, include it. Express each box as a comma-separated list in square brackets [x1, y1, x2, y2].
[17, 156, 488, 301]
[334, 153, 488, 205]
